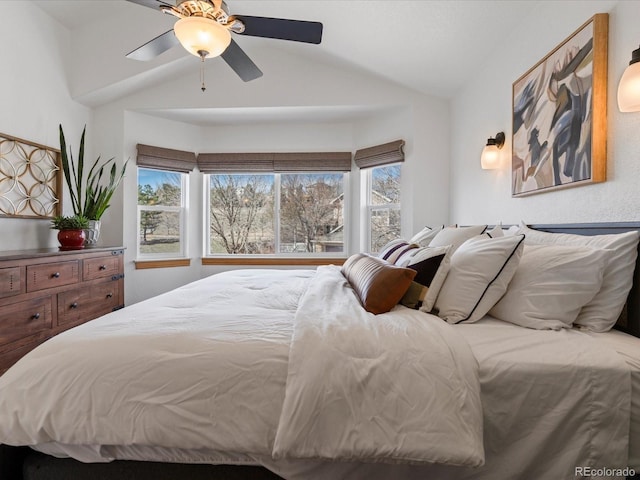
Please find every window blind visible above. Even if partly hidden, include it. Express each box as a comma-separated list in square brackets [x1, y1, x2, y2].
[197, 152, 352, 173]
[136, 144, 197, 173]
[273, 152, 351, 172]
[196, 153, 275, 173]
[354, 140, 405, 169]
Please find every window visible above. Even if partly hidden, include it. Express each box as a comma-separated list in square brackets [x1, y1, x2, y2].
[365, 164, 401, 253]
[354, 140, 405, 253]
[280, 173, 344, 254]
[208, 174, 274, 254]
[206, 172, 346, 256]
[137, 167, 188, 258]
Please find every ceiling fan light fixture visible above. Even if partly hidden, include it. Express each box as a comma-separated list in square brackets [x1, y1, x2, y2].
[174, 16, 231, 58]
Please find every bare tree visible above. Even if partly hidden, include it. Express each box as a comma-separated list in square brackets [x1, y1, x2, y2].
[156, 182, 181, 206]
[209, 175, 272, 254]
[156, 183, 181, 235]
[372, 164, 400, 203]
[369, 165, 401, 252]
[280, 174, 341, 252]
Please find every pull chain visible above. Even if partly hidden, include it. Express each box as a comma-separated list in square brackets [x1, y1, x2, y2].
[197, 50, 208, 92]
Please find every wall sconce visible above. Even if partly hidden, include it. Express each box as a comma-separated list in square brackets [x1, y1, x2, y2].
[618, 45, 640, 112]
[481, 132, 505, 169]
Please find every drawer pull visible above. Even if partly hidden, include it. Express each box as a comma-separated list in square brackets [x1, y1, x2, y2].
[70, 302, 78, 309]
[32, 313, 40, 320]
[99, 265, 107, 270]
[52, 272, 60, 278]
[106, 293, 113, 299]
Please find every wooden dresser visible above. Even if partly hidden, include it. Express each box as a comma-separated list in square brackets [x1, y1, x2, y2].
[0, 246, 125, 375]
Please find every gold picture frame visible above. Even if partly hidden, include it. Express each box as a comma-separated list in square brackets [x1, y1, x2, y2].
[512, 13, 608, 197]
[0, 133, 62, 218]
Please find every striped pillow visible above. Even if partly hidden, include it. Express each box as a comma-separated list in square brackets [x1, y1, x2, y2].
[378, 239, 419, 265]
[341, 253, 416, 314]
[397, 245, 452, 312]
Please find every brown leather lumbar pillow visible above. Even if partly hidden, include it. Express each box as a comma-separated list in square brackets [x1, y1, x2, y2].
[341, 253, 416, 314]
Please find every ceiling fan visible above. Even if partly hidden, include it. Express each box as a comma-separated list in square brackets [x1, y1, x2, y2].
[125, 0, 323, 85]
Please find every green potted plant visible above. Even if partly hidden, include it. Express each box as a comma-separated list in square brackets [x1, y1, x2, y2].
[51, 215, 90, 250]
[59, 124, 128, 245]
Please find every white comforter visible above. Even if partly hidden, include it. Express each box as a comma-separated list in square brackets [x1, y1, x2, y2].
[0, 266, 484, 471]
[273, 266, 483, 466]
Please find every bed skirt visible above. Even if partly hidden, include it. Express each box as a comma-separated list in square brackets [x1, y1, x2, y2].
[1, 445, 284, 480]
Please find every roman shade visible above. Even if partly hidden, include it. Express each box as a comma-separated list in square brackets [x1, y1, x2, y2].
[136, 144, 197, 173]
[197, 152, 352, 173]
[354, 139, 405, 169]
[273, 152, 351, 172]
[197, 153, 274, 173]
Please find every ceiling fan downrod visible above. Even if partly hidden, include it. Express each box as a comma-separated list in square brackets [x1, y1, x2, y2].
[198, 49, 208, 92]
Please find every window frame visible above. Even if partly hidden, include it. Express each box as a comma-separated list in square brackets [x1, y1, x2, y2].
[204, 171, 349, 258]
[136, 167, 189, 261]
[363, 163, 402, 254]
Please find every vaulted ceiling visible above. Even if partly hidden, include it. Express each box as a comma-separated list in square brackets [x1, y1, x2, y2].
[33, 0, 541, 107]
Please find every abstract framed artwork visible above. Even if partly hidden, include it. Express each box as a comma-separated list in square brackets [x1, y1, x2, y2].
[511, 13, 608, 197]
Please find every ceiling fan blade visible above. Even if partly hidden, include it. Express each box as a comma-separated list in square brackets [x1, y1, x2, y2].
[126, 29, 179, 61]
[221, 39, 263, 82]
[125, 0, 175, 9]
[234, 16, 323, 44]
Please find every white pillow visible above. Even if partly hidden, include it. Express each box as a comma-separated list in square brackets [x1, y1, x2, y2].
[428, 225, 488, 253]
[396, 245, 452, 312]
[410, 225, 444, 246]
[489, 244, 609, 330]
[517, 222, 639, 332]
[434, 234, 525, 324]
[486, 223, 504, 238]
[503, 225, 520, 236]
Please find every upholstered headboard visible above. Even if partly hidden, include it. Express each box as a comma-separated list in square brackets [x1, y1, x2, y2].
[529, 222, 640, 338]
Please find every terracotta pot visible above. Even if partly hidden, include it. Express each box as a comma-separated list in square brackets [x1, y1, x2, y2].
[57, 229, 86, 250]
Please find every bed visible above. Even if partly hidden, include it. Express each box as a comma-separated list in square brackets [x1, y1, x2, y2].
[1, 222, 639, 480]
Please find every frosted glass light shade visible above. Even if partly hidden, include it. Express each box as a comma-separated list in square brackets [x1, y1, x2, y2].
[618, 61, 640, 112]
[174, 16, 231, 58]
[481, 132, 505, 170]
[481, 145, 501, 169]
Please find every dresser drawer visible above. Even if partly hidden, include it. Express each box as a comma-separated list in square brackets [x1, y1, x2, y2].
[83, 255, 121, 281]
[57, 281, 120, 326]
[0, 296, 52, 347]
[0, 338, 48, 376]
[27, 261, 79, 292]
[0, 266, 23, 299]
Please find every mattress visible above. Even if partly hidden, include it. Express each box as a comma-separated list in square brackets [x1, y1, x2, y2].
[4, 267, 485, 478]
[29, 312, 636, 480]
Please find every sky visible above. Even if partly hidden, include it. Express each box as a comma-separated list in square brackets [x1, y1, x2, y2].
[138, 168, 181, 189]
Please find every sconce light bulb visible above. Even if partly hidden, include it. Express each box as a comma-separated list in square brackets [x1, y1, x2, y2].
[618, 52, 640, 112]
[481, 145, 501, 169]
[481, 132, 505, 169]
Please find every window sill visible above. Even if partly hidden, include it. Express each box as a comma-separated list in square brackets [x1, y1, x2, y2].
[135, 258, 191, 269]
[201, 257, 347, 266]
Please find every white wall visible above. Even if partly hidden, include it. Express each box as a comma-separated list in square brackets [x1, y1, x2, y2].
[0, 2, 90, 251]
[450, 0, 640, 225]
[121, 112, 358, 304]
[90, 46, 449, 304]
